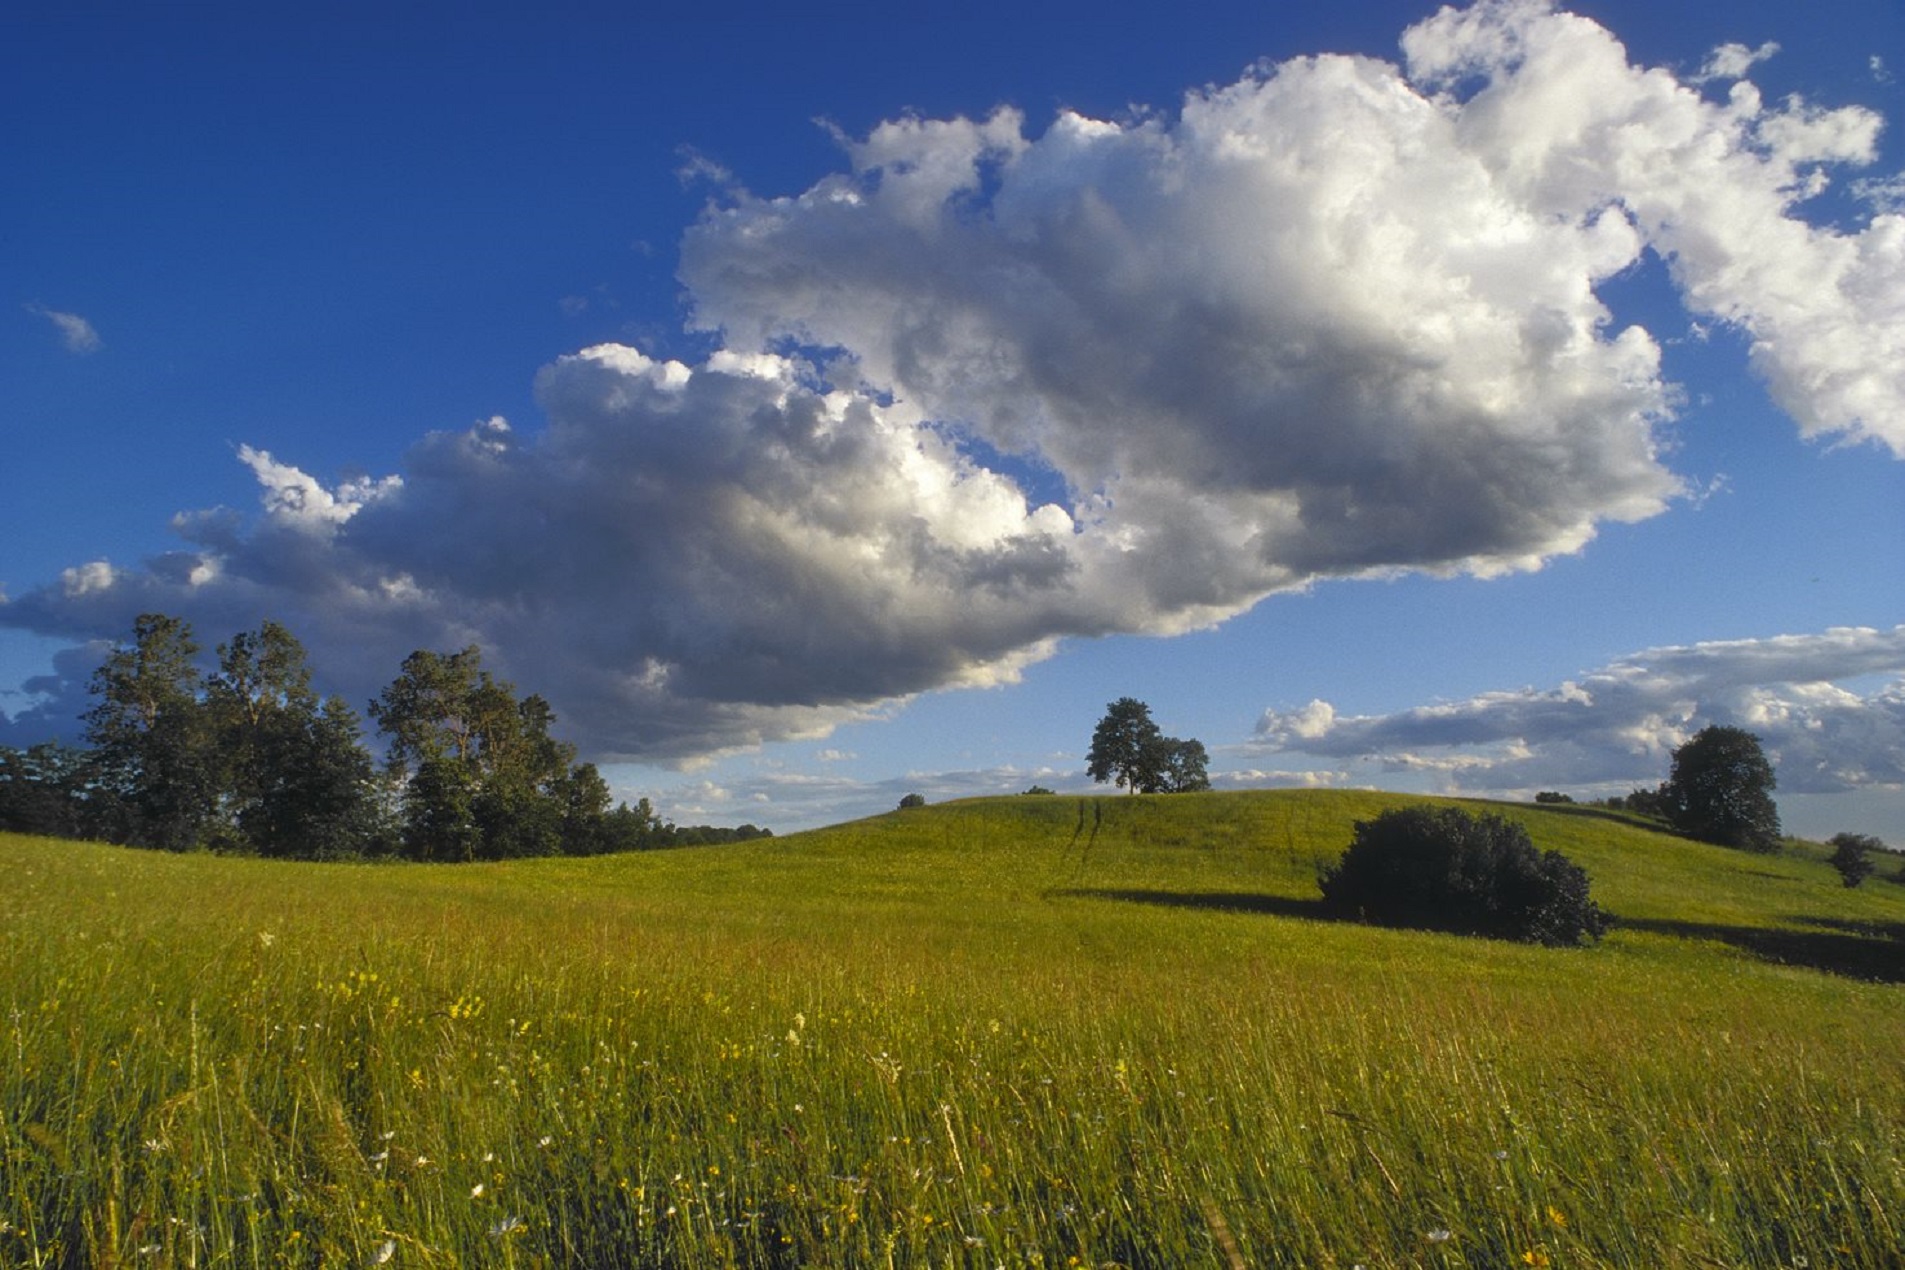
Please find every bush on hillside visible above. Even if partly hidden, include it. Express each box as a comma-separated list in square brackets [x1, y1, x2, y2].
[897, 793, 927, 810]
[1319, 806, 1610, 947]
[1828, 832, 1881, 888]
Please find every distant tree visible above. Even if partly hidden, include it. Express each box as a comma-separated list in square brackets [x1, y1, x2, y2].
[0, 742, 92, 838]
[371, 646, 592, 860]
[1088, 698, 1164, 793]
[256, 696, 388, 859]
[84, 613, 217, 850]
[1620, 786, 1669, 819]
[1087, 699, 1208, 793]
[1661, 726, 1781, 852]
[1149, 736, 1211, 793]
[1319, 806, 1609, 947]
[1828, 832, 1882, 889]
[1534, 791, 1574, 805]
[203, 621, 383, 857]
[898, 792, 927, 810]
[1021, 785, 1056, 796]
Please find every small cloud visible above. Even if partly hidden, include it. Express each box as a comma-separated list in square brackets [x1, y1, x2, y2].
[559, 295, 591, 317]
[1696, 40, 1780, 83]
[815, 748, 856, 762]
[1874, 56, 1893, 85]
[24, 302, 102, 354]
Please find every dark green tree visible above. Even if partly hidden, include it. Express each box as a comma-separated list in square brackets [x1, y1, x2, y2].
[1148, 736, 1211, 793]
[1087, 699, 1210, 793]
[555, 762, 616, 855]
[0, 742, 92, 838]
[371, 646, 593, 860]
[1827, 832, 1882, 889]
[1661, 726, 1781, 852]
[1087, 698, 1164, 793]
[1320, 806, 1609, 946]
[83, 613, 216, 850]
[251, 695, 387, 859]
[204, 621, 360, 854]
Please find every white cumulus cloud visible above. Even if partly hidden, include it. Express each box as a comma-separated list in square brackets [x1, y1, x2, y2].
[1254, 627, 1905, 796]
[2, 0, 1901, 765]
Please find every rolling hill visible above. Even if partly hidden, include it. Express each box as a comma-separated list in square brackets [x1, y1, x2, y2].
[3, 790, 1901, 1266]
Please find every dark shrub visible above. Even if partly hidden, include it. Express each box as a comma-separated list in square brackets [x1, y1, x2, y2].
[1320, 806, 1609, 946]
[897, 793, 927, 810]
[1828, 832, 1881, 888]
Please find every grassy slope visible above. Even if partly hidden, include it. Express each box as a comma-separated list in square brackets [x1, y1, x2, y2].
[3, 790, 1902, 1267]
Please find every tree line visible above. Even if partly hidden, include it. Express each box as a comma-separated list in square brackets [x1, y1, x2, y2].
[0, 614, 769, 860]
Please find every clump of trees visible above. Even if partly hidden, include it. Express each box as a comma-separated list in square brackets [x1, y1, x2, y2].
[0, 612, 767, 860]
[1086, 698, 1209, 794]
[1319, 806, 1609, 947]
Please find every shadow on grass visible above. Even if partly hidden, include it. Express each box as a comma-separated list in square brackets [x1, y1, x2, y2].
[1620, 916, 1905, 984]
[1056, 890, 1905, 983]
[1522, 803, 1673, 832]
[1048, 888, 1334, 922]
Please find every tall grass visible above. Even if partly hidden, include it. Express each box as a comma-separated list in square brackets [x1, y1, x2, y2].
[4, 791, 1902, 1266]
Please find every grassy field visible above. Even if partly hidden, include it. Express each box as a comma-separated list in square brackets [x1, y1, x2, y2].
[3, 790, 1902, 1267]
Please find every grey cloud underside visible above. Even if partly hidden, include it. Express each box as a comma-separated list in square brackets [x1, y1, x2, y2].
[1255, 627, 1905, 796]
[3, 0, 1901, 763]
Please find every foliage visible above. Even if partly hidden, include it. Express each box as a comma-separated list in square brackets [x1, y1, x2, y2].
[1021, 784, 1055, 795]
[1086, 698, 1208, 793]
[1534, 790, 1574, 804]
[1596, 785, 1670, 818]
[1319, 806, 1609, 946]
[82, 612, 216, 850]
[0, 743, 93, 839]
[1661, 725, 1781, 852]
[1086, 697, 1161, 792]
[0, 613, 756, 860]
[897, 792, 927, 809]
[1151, 735, 1210, 792]
[5, 791, 1904, 1267]
[1828, 832, 1882, 888]
[205, 621, 386, 858]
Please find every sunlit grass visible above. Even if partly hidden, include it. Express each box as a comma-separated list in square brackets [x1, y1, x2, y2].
[4, 791, 1902, 1266]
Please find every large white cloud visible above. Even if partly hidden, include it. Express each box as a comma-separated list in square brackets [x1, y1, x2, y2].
[2, 0, 1900, 762]
[1254, 626, 1905, 796]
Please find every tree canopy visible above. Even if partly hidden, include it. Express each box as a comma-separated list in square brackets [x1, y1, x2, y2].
[1661, 725, 1781, 852]
[1086, 698, 1209, 794]
[1, 613, 765, 859]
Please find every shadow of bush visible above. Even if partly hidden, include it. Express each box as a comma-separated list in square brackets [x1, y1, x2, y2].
[1621, 916, 1905, 984]
[1048, 888, 1332, 921]
[1054, 891, 1905, 983]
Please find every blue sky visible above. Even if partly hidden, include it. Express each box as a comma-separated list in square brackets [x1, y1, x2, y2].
[4, 0, 1902, 840]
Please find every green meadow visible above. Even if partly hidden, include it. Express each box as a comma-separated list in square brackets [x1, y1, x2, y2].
[3, 791, 1902, 1267]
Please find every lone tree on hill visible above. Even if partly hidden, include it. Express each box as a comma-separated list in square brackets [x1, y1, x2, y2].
[1661, 725, 1781, 852]
[1087, 698, 1209, 793]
